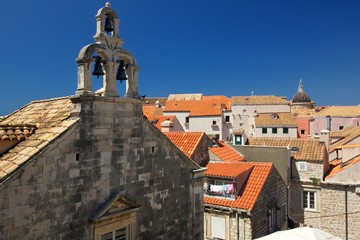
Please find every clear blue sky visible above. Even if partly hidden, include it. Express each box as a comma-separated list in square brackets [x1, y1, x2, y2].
[1, 0, 359, 115]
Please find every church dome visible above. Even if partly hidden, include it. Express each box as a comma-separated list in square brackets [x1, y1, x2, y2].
[292, 80, 311, 103]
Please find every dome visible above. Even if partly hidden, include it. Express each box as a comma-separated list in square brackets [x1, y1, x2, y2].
[292, 80, 311, 103]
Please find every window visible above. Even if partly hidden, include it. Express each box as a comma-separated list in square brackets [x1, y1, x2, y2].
[101, 228, 126, 240]
[339, 126, 344, 130]
[212, 120, 217, 126]
[185, 117, 189, 124]
[211, 216, 226, 240]
[268, 208, 276, 233]
[283, 128, 289, 134]
[303, 191, 316, 210]
[280, 204, 286, 223]
[262, 128, 267, 134]
[225, 115, 230, 123]
[300, 129, 306, 135]
[272, 128, 277, 134]
[297, 161, 308, 171]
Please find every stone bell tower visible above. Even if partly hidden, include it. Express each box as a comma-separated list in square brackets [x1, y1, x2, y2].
[75, 2, 139, 98]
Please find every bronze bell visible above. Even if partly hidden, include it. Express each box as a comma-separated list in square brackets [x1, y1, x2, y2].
[116, 60, 128, 83]
[104, 17, 114, 32]
[92, 56, 104, 78]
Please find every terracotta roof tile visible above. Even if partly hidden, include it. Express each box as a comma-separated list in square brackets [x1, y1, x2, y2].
[164, 95, 231, 117]
[329, 127, 360, 153]
[326, 155, 360, 179]
[142, 105, 163, 117]
[146, 116, 176, 131]
[231, 95, 289, 105]
[204, 162, 273, 211]
[0, 97, 79, 183]
[254, 113, 296, 127]
[209, 141, 244, 162]
[163, 132, 206, 158]
[330, 126, 358, 138]
[205, 162, 253, 178]
[248, 137, 325, 161]
[315, 106, 360, 117]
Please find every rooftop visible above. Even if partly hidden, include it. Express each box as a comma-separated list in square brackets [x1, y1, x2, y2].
[329, 127, 360, 153]
[163, 132, 206, 159]
[0, 97, 78, 182]
[164, 95, 231, 117]
[204, 162, 273, 211]
[325, 155, 360, 179]
[231, 95, 289, 105]
[314, 106, 360, 117]
[146, 115, 177, 131]
[248, 137, 325, 161]
[209, 141, 244, 162]
[254, 112, 297, 127]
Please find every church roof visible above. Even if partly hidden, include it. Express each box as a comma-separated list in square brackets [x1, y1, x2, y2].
[292, 80, 311, 103]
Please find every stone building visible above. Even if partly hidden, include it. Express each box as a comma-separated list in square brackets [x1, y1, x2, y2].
[0, 3, 205, 239]
[203, 162, 288, 240]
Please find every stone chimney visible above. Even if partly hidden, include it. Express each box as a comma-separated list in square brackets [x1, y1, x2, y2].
[319, 129, 330, 150]
[161, 119, 174, 132]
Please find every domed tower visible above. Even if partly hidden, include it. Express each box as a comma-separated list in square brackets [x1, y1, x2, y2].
[291, 80, 314, 108]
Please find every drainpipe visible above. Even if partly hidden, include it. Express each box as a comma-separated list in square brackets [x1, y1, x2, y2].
[236, 211, 239, 240]
[345, 185, 348, 240]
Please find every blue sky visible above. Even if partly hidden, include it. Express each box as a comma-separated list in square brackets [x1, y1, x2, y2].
[1, 0, 359, 115]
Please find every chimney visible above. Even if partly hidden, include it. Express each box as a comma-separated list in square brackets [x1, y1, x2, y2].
[319, 129, 330, 150]
[161, 119, 174, 132]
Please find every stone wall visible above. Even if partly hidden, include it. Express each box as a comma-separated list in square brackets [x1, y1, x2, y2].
[320, 184, 360, 240]
[0, 96, 204, 239]
[251, 166, 288, 239]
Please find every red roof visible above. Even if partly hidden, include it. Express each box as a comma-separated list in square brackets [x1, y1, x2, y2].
[164, 96, 231, 117]
[204, 162, 273, 211]
[209, 141, 244, 162]
[326, 155, 360, 179]
[146, 115, 176, 131]
[163, 132, 205, 158]
[205, 162, 252, 178]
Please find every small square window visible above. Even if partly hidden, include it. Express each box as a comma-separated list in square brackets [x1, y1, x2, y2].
[185, 117, 189, 124]
[297, 161, 308, 171]
[300, 129, 306, 135]
[225, 116, 230, 122]
[283, 128, 289, 134]
[272, 128, 277, 134]
[212, 120, 217, 125]
[262, 128, 267, 134]
[339, 126, 344, 130]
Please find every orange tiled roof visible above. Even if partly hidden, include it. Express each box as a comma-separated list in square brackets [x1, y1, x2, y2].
[314, 106, 360, 117]
[330, 126, 358, 138]
[254, 113, 297, 127]
[231, 95, 289, 105]
[326, 155, 360, 179]
[146, 115, 176, 131]
[209, 141, 244, 162]
[142, 105, 163, 117]
[248, 137, 325, 161]
[163, 132, 205, 158]
[0, 124, 36, 141]
[205, 162, 252, 178]
[329, 127, 360, 153]
[164, 95, 231, 117]
[204, 162, 273, 211]
[0, 97, 78, 182]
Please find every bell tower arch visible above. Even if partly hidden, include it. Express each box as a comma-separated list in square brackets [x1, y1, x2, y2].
[75, 2, 139, 98]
